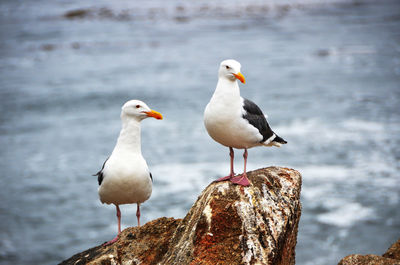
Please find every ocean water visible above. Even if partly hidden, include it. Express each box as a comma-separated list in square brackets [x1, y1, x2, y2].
[0, 0, 399, 264]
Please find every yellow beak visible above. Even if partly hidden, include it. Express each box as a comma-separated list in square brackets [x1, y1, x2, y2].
[233, 72, 246, 84]
[145, 110, 163, 120]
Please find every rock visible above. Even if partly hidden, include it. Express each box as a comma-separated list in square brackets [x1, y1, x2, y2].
[64, 9, 93, 19]
[338, 254, 400, 265]
[338, 239, 400, 265]
[161, 166, 302, 265]
[63, 7, 132, 21]
[316, 49, 330, 57]
[59, 166, 302, 265]
[59, 217, 181, 265]
[41, 44, 56, 51]
[383, 239, 400, 261]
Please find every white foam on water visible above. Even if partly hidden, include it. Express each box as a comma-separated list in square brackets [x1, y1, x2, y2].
[317, 202, 375, 227]
[150, 162, 227, 192]
[0, 238, 17, 260]
[276, 118, 386, 144]
[342, 118, 385, 132]
[299, 165, 350, 182]
[297, 163, 392, 228]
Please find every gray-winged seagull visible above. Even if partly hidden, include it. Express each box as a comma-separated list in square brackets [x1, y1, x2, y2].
[204, 59, 287, 186]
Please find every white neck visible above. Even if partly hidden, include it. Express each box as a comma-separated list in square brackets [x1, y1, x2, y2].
[212, 77, 241, 100]
[114, 116, 142, 154]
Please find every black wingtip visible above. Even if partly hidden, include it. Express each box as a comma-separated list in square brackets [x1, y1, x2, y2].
[274, 135, 287, 144]
[95, 157, 109, 186]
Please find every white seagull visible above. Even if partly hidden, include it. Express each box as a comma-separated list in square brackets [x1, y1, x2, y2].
[204, 59, 287, 186]
[95, 99, 163, 245]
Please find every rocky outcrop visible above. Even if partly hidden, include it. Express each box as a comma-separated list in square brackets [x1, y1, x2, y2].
[383, 239, 400, 261]
[59, 217, 181, 265]
[59, 166, 302, 265]
[63, 8, 131, 21]
[161, 166, 302, 265]
[338, 239, 400, 265]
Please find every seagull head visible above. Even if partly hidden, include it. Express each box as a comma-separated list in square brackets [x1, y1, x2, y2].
[218, 59, 246, 84]
[121, 100, 163, 121]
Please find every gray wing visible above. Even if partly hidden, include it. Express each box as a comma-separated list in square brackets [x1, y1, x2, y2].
[242, 98, 287, 144]
[242, 98, 274, 142]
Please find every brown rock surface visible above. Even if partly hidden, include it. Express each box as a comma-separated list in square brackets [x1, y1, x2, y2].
[59, 166, 302, 265]
[58, 217, 181, 265]
[64, 9, 93, 19]
[383, 239, 400, 261]
[338, 254, 400, 265]
[338, 239, 400, 265]
[161, 166, 302, 265]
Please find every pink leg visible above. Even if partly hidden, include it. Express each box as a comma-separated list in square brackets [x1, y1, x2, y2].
[230, 149, 250, 186]
[243, 148, 248, 174]
[229, 147, 235, 177]
[117, 205, 121, 234]
[136, 203, 141, 227]
[215, 147, 235, 182]
[103, 205, 121, 246]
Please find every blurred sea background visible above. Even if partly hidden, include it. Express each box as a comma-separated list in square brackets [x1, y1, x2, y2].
[0, 0, 399, 264]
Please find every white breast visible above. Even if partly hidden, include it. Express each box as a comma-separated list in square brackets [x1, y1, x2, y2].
[204, 97, 263, 149]
[98, 151, 152, 205]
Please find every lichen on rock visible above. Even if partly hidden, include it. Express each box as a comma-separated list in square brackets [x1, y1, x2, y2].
[161, 166, 302, 265]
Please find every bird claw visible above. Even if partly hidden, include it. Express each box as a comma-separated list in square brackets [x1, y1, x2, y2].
[214, 175, 234, 182]
[214, 174, 250, 186]
[103, 235, 119, 246]
[230, 174, 250, 186]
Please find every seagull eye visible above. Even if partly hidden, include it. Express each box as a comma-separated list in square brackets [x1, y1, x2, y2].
[135, 105, 140, 108]
[225, 65, 230, 69]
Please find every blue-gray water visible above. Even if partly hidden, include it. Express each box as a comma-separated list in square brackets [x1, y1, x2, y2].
[0, 0, 399, 264]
